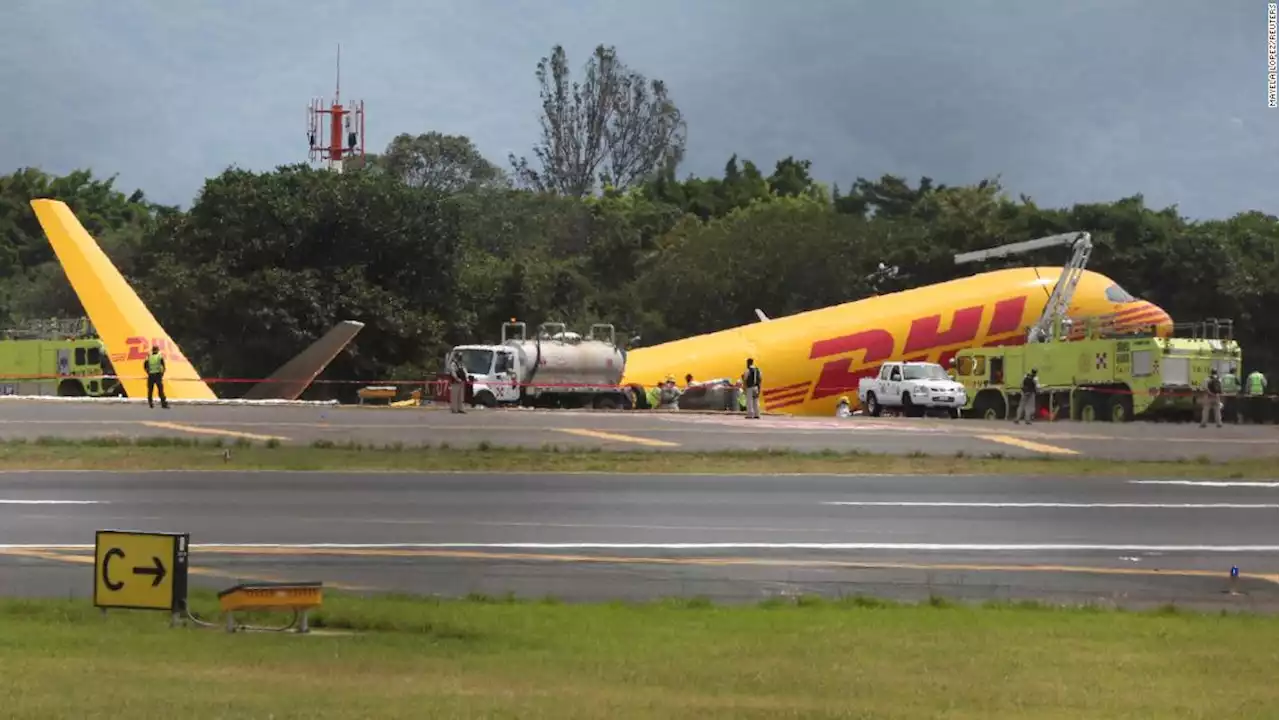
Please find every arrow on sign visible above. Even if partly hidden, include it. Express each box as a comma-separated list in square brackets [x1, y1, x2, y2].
[132, 556, 167, 587]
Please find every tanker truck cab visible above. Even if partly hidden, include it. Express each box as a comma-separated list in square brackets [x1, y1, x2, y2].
[447, 345, 521, 407]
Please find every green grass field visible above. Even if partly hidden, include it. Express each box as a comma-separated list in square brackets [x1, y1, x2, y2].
[0, 436, 1274, 478]
[0, 593, 1274, 719]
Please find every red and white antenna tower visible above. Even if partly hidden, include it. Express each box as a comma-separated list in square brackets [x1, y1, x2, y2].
[307, 44, 365, 172]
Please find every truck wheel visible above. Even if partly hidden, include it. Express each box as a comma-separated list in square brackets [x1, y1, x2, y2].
[973, 393, 1005, 421]
[593, 395, 618, 410]
[1107, 394, 1133, 422]
[57, 380, 85, 397]
[901, 392, 923, 418]
[1077, 394, 1100, 422]
[948, 408, 960, 419]
[631, 387, 651, 410]
[474, 390, 497, 408]
[865, 393, 881, 417]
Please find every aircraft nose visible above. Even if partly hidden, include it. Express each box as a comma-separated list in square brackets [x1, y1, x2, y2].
[1113, 302, 1173, 333]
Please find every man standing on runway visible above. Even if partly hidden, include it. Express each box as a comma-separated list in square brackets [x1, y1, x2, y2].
[144, 345, 169, 409]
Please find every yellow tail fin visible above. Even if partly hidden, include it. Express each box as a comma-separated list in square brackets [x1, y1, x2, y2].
[29, 199, 216, 400]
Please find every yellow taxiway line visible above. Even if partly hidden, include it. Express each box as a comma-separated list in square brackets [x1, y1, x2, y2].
[0, 418, 1275, 447]
[93, 546, 1275, 584]
[140, 421, 289, 443]
[979, 434, 1080, 455]
[0, 548, 370, 590]
[556, 428, 680, 448]
[6, 546, 1272, 586]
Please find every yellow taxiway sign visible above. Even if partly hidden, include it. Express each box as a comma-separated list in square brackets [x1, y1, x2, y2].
[93, 530, 189, 612]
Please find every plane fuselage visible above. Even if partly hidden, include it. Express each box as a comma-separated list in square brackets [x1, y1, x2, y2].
[621, 267, 1173, 416]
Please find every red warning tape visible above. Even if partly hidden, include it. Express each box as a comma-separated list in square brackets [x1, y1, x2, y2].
[0, 373, 1274, 400]
[0, 373, 636, 390]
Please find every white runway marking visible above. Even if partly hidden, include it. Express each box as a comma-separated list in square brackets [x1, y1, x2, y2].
[3, 542, 1273, 553]
[821, 501, 1278, 509]
[651, 415, 940, 432]
[341, 519, 838, 533]
[0, 500, 106, 505]
[1128, 480, 1279, 488]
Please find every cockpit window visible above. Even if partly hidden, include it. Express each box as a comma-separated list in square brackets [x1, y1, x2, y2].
[1105, 284, 1137, 303]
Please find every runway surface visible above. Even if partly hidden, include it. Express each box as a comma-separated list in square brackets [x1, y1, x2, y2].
[1, 470, 1275, 611]
[1, 399, 1276, 461]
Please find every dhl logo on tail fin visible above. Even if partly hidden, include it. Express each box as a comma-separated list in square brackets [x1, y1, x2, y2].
[29, 199, 216, 401]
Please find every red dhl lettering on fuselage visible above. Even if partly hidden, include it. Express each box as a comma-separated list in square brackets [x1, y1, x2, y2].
[109, 336, 188, 365]
[766, 295, 1029, 411]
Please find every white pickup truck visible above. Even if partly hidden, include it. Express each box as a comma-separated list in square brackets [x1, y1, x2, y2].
[857, 361, 967, 418]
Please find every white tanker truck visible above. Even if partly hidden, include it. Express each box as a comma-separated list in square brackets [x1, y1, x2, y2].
[444, 321, 634, 410]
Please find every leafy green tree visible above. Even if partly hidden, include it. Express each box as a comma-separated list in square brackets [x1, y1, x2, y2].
[835, 174, 944, 218]
[640, 154, 770, 220]
[5, 120, 1275, 395]
[376, 132, 506, 193]
[131, 164, 463, 396]
[637, 195, 878, 341]
[0, 167, 161, 326]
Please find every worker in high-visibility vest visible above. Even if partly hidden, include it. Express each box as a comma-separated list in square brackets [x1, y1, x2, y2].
[1245, 370, 1268, 424]
[143, 346, 169, 410]
[657, 376, 682, 410]
[1220, 366, 1240, 424]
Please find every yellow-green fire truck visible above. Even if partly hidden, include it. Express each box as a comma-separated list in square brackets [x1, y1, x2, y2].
[948, 233, 1244, 423]
[955, 318, 1241, 422]
[0, 317, 122, 397]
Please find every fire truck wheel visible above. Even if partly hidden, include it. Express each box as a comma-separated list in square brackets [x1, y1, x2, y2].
[1077, 395, 1100, 422]
[1107, 394, 1133, 422]
[972, 392, 1005, 421]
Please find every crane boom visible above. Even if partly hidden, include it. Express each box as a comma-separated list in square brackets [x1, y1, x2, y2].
[954, 232, 1093, 343]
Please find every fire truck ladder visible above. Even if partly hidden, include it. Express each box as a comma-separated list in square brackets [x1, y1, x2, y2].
[953, 231, 1093, 343]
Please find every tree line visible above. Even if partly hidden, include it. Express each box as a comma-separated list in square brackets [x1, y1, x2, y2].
[1, 44, 1275, 399]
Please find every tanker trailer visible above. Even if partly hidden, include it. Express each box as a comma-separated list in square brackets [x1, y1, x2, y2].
[444, 321, 633, 410]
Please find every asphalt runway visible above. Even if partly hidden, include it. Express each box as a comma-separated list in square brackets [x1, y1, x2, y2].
[0, 398, 1276, 461]
[0, 470, 1275, 611]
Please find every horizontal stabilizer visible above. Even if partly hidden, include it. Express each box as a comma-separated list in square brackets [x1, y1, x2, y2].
[241, 321, 365, 400]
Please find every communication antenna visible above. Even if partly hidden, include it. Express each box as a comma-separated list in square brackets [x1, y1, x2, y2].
[307, 44, 365, 172]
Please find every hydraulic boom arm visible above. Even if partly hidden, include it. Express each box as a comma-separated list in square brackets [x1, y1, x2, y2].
[954, 232, 1093, 343]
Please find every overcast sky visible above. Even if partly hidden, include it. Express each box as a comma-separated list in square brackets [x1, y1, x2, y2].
[2, 0, 1275, 219]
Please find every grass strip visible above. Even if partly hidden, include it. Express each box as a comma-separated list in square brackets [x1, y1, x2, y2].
[0, 592, 1274, 719]
[0, 435, 1274, 478]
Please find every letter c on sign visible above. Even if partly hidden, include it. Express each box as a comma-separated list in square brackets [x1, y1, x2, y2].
[103, 547, 125, 591]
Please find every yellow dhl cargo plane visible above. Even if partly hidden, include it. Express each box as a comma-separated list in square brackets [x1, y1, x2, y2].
[29, 199, 363, 401]
[620, 266, 1173, 416]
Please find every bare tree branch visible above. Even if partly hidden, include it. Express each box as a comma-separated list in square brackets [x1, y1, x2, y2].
[511, 44, 686, 198]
